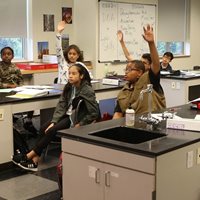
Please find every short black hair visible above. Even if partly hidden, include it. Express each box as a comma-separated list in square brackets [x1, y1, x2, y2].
[163, 52, 174, 61]
[142, 53, 152, 64]
[128, 60, 145, 73]
[0, 46, 14, 56]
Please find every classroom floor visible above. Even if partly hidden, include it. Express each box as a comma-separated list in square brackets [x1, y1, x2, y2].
[0, 116, 62, 200]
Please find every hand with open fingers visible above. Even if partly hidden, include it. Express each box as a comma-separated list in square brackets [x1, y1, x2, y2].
[57, 21, 66, 33]
[142, 24, 154, 43]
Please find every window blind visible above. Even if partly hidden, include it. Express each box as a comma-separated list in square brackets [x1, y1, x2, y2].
[158, 0, 188, 42]
[0, 0, 27, 37]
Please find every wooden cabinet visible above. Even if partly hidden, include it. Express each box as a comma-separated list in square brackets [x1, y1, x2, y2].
[62, 139, 155, 200]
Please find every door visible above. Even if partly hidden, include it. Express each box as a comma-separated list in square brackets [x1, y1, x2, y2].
[63, 153, 104, 200]
[104, 164, 155, 200]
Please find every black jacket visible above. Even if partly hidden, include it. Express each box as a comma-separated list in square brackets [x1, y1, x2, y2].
[51, 81, 100, 125]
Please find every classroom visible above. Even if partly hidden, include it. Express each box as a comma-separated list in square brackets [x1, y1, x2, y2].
[0, 0, 200, 199]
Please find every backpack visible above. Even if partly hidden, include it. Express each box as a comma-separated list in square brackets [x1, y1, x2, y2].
[13, 128, 29, 154]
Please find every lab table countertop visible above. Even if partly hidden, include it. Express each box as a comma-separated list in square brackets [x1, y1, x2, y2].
[59, 104, 200, 157]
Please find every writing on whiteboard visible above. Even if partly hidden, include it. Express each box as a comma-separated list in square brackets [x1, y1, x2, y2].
[99, 1, 156, 62]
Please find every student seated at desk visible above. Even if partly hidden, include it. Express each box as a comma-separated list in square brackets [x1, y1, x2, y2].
[0, 47, 37, 135]
[160, 51, 174, 72]
[12, 63, 100, 171]
[113, 25, 166, 118]
[117, 30, 152, 72]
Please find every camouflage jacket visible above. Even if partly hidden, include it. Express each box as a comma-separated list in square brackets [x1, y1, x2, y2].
[0, 61, 23, 88]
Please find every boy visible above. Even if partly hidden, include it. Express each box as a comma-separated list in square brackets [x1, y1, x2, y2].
[160, 51, 174, 72]
[0, 47, 37, 135]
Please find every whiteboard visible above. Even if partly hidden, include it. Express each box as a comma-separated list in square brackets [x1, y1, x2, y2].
[99, 1, 156, 62]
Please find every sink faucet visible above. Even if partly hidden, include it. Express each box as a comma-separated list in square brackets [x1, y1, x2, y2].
[139, 84, 159, 125]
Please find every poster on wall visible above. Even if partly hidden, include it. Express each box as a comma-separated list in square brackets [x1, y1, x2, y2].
[62, 34, 69, 52]
[37, 41, 49, 59]
[62, 7, 72, 24]
[43, 14, 55, 31]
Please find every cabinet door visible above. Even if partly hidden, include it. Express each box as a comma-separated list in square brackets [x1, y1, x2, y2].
[104, 164, 155, 200]
[63, 153, 104, 200]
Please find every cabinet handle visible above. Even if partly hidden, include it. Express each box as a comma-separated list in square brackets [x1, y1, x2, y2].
[105, 171, 110, 187]
[95, 168, 100, 184]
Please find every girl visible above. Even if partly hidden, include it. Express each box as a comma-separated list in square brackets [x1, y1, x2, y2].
[12, 63, 100, 171]
[56, 20, 84, 84]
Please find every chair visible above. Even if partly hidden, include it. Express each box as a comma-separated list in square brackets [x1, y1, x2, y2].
[43, 99, 84, 159]
[193, 66, 200, 70]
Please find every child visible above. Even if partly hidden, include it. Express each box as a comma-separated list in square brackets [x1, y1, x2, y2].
[0, 47, 37, 135]
[113, 25, 166, 118]
[160, 52, 174, 72]
[0, 47, 23, 88]
[12, 63, 100, 171]
[117, 30, 152, 72]
[56, 20, 84, 84]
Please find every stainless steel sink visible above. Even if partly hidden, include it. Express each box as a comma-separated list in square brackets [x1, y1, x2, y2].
[89, 126, 166, 144]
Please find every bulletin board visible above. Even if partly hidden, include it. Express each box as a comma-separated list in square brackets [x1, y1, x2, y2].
[98, 1, 156, 62]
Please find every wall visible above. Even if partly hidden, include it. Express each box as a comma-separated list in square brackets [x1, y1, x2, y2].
[73, 0, 158, 79]
[30, 0, 200, 78]
[172, 0, 200, 70]
[31, 0, 73, 62]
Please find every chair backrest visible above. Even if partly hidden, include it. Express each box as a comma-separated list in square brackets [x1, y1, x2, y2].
[193, 66, 200, 70]
[54, 77, 58, 83]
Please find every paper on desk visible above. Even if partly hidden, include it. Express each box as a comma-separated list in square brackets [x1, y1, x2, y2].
[7, 89, 49, 99]
[0, 88, 14, 93]
[13, 85, 54, 91]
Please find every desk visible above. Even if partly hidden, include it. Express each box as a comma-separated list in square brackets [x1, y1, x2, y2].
[161, 74, 200, 107]
[0, 82, 123, 165]
[60, 104, 200, 200]
[21, 69, 58, 85]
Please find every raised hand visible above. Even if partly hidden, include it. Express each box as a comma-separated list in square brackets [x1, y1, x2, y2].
[57, 21, 66, 33]
[117, 30, 124, 42]
[142, 24, 154, 43]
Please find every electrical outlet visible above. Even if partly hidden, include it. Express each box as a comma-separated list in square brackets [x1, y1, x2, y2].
[171, 82, 176, 89]
[176, 82, 181, 89]
[197, 148, 200, 164]
[187, 151, 193, 168]
[0, 109, 4, 121]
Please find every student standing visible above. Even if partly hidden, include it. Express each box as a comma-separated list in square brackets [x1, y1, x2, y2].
[56, 20, 84, 84]
[12, 63, 100, 171]
[113, 25, 166, 118]
[160, 52, 174, 72]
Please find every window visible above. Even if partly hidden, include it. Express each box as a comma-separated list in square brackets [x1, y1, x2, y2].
[157, 0, 190, 56]
[0, 0, 27, 60]
[157, 41, 184, 56]
[0, 38, 23, 59]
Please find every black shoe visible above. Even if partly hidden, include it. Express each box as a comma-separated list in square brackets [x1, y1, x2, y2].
[23, 121, 37, 134]
[11, 150, 27, 166]
[18, 159, 38, 172]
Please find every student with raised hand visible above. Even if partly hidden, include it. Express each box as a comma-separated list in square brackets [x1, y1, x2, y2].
[0, 47, 23, 88]
[113, 25, 166, 119]
[12, 63, 100, 171]
[117, 30, 152, 72]
[160, 51, 174, 72]
[56, 20, 84, 84]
